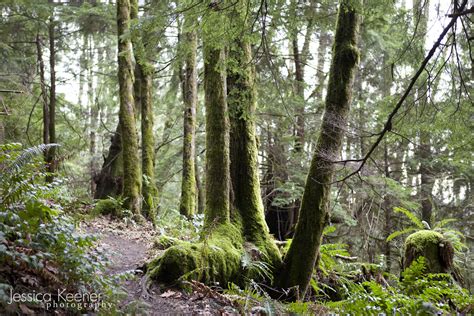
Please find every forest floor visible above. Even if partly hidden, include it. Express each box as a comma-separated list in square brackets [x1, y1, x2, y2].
[80, 216, 241, 315]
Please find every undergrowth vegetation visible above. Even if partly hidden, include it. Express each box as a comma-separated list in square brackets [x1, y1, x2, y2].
[0, 143, 122, 314]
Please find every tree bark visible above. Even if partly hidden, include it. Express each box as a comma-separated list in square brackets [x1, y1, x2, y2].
[204, 45, 230, 226]
[35, 33, 49, 152]
[94, 123, 123, 199]
[413, 0, 433, 226]
[88, 35, 99, 196]
[46, 15, 56, 182]
[277, 0, 361, 298]
[179, 16, 198, 218]
[228, 38, 281, 264]
[117, 0, 141, 216]
[130, 0, 157, 220]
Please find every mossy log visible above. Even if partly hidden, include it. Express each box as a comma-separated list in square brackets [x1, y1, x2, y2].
[404, 230, 454, 274]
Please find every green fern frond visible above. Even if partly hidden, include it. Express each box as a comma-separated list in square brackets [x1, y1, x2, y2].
[393, 207, 423, 229]
[433, 218, 457, 229]
[386, 227, 418, 242]
[2, 143, 59, 175]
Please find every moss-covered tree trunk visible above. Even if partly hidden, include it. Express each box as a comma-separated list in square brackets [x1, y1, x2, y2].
[94, 123, 123, 199]
[130, 0, 157, 220]
[179, 16, 198, 218]
[140, 69, 157, 219]
[117, 0, 141, 216]
[277, 0, 361, 297]
[203, 45, 230, 226]
[228, 38, 281, 264]
[147, 1, 281, 286]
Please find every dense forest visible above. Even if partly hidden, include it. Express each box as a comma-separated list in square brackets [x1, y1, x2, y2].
[0, 0, 473, 314]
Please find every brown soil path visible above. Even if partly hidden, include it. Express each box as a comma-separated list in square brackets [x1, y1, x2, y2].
[81, 217, 238, 315]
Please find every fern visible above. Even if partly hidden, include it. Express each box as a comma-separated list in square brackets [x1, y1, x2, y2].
[0, 143, 58, 176]
[393, 207, 424, 229]
[386, 227, 418, 242]
[433, 218, 457, 229]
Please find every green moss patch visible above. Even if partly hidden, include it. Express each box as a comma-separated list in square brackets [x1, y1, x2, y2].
[404, 230, 454, 274]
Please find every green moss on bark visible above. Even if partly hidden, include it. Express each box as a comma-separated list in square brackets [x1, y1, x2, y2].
[203, 43, 230, 226]
[117, 0, 141, 217]
[228, 38, 281, 267]
[277, 0, 361, 298]
[404, 230, 454, 274]
[179, 16, 198, 218]
[140, 70, 157, 221]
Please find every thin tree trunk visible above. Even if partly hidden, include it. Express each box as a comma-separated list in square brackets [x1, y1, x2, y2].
[88, 35, 99, 196]
[36, 34, 49, 151]
[117, 0, 141, 216]
[413, 0, 433, 226]
[179, 16, 198, 218]
[278, 0, 361, 297]
[195, 155, 205, 213]
[46, 15, 56, 182]
[130, 0, 157, 220]
[381, 51, 394, 273]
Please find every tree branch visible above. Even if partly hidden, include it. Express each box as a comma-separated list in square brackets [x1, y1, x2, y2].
[336, 0, 469, 183]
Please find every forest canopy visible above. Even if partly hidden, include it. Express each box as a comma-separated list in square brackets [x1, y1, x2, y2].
[0, 0, 473, 314]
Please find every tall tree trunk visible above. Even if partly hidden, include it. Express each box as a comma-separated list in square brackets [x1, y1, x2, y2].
[117, 0, 141, 216]
[130, 0, 157, 220]
[204, 43, 230, 226]
[46, 15, 56, 182]
[278, 0, 361, 297]
[36, 34, 49, 151]
[413, 0, 433, 226]
[88, 35, 99, 196]
[179, 16, 198, 218]
[228, 38, 280, 263]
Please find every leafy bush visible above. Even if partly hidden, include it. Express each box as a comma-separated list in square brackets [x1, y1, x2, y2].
[0, 143, 120, 314]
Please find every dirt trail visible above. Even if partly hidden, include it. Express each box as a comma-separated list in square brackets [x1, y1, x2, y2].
[82, 217, 238, 315]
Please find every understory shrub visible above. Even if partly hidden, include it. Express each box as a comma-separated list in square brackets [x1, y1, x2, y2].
[0, 143, 121, 314]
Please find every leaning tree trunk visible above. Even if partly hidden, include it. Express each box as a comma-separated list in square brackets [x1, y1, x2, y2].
[179, 15, 198, 218]
[117, 0, 141, 216]
[277, 0, 361, 298]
